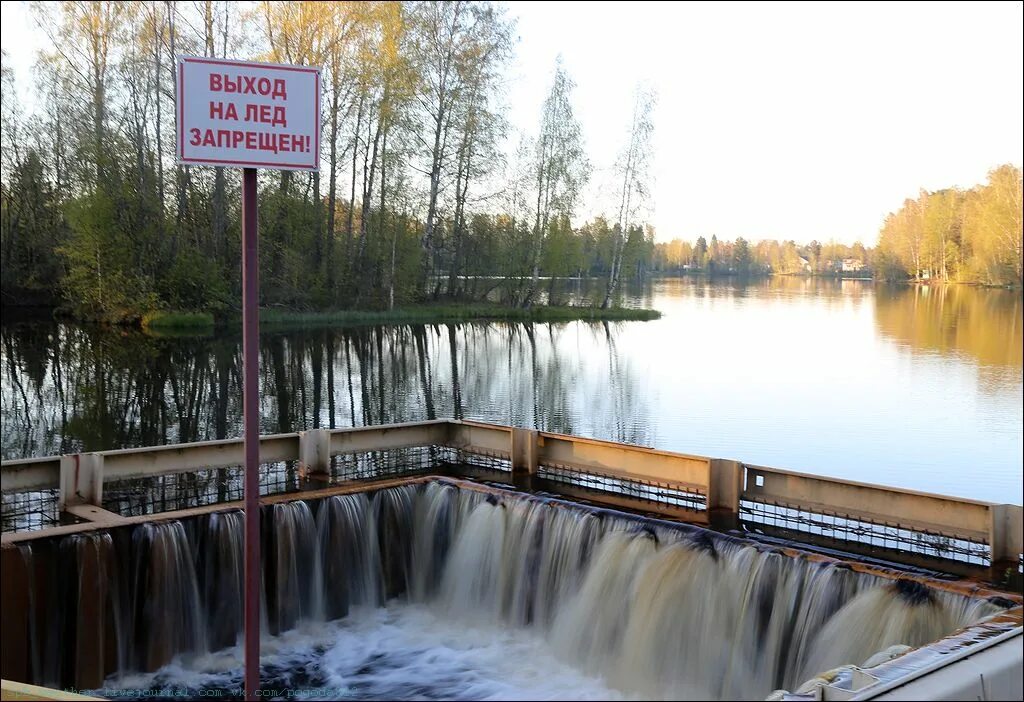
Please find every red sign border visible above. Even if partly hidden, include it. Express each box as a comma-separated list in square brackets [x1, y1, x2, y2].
[176, 55, 321, 172]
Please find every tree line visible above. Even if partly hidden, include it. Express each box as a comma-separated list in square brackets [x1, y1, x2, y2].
[651, 165, 1021, 286]
[1, 2, 1019, 327]
[0, 1, 659, 323]
[651, 235, 871, 277]
[874, 165, 1022, 286]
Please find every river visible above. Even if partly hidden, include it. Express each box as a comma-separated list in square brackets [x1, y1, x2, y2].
[1, 277, 1020, 502]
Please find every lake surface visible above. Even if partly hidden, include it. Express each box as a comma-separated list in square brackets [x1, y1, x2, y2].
[1, 278, 1020, 502]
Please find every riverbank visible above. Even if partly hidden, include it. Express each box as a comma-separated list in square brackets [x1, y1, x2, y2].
[256, 304, 661, 328]
[653, 270, 1021, 289]
[0, 302, 662, 334]
[96, 303, 662, 332]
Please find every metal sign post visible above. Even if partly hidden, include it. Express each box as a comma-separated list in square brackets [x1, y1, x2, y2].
[241, 166, 260, 701]
[176, 55, 320, 701]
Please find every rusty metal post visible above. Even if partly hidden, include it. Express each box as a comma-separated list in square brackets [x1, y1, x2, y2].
[242, 167, 260, 701]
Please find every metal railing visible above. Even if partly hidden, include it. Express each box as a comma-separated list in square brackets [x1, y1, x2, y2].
[2, 419, 1021, 580]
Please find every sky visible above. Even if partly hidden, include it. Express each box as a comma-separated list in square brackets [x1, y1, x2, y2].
[2, 1, 1022, 245]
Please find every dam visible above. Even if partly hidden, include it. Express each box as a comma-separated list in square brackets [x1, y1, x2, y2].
[1, 420, 1021, 700]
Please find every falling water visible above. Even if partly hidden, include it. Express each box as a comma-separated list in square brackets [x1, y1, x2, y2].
[373, 484, 417, 600]
[265, 501, 319, 634]
[198, 511, 245, 650]
[797, 578, 997, 683]
[10, 481, 1013, 699]
[317, 492, 383, 616]
[128, 522, 206, 671]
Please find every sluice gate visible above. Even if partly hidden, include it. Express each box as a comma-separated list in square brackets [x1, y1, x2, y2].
[1, 420, 1022, 700]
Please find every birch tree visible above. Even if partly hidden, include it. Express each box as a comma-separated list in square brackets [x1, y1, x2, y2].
[602, 86, 655, 309]
[407, 1, 512, 294]
[523, 58, 588, 307]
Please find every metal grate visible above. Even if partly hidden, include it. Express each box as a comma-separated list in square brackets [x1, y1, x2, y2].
[28, 446, 506, 522]
[538, 461, 707, 512]
[439, 446, 512, 473]
[739, 498, 991, 566]
[329, 446, 437, 482]
[1, 489, 65, 533]
[102, 461, 306, 517]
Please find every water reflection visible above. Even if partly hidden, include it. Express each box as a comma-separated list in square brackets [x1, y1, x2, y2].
[874, 285, 1022, 369]
[1, 279, 1020, 502]
[0, 318, 649, 459]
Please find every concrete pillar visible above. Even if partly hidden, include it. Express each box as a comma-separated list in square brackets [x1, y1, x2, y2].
[511, 429, 538, 474]
[59, 453, 104, 510]
[707, 459, 743, 530]
[989, 504, 1023, 588]
[298, 429, 331, 480]
[511, 428, 538, 491]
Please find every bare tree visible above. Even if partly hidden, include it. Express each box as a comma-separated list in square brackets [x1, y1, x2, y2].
[523, 58, 588, 307]
[602, 86, 655, 309]
[407, 1, 512, 295]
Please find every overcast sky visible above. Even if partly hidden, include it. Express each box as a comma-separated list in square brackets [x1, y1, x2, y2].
[2, 1, 1022, 245]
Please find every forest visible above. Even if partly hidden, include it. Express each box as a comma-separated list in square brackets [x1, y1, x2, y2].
[873, 165, 1022, 286]
[651, 163, 1022, 286]
[0, 0, 659, 323]
[0, 2, 1020, 328]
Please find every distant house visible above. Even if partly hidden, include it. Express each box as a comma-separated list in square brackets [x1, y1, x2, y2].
[841, 258, 865, 273]
[797, 256, 811, 272]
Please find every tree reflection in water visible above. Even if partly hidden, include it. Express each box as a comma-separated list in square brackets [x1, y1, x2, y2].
[0, 318, 650, 459]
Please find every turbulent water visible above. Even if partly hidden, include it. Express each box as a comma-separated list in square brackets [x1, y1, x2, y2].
[19, 481, 1008, 700]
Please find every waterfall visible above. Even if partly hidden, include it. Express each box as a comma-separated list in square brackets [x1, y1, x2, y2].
[537, 505, 602, 627]
[410, 482, 462, 601]
[796, 578, 994, 683]
[438, 499, 510, 621]
[128, 522, 206, 671]
[373, 484, 417, 600]
[198, 510, 245, 650]
[418, 488, 1006, 698]
[10, 480, 1011, 699]
[265, 501, 319, 634]
[317, 492, 382, 617]
[551, 528, 658, 672]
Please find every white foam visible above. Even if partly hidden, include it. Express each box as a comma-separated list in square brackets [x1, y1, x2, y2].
[103, 602, 628, 701]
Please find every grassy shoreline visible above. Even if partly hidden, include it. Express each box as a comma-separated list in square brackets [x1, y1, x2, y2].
[141, 311, 216, 331]
[256, 304, 662, 328]
[119, 304, 662, 331]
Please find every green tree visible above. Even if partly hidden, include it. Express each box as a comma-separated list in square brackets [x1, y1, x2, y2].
[733, 237, 752, 277]
[692, 236, 708, 270]
[1, 150, 68, 303]
[964, 165, 1022, 286]
[59, 190, 158, 322]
